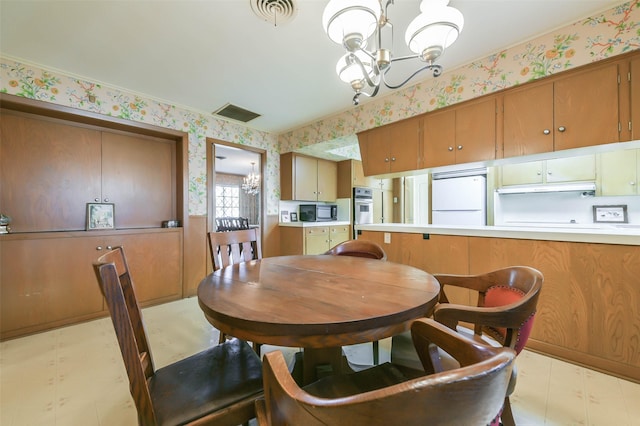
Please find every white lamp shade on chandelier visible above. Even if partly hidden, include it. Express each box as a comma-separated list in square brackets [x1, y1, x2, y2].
[322, 0, 464, 105]
[405, 0, 464, 61]
[242, 162, 260, 195]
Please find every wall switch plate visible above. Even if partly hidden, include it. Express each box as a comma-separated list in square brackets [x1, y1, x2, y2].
[384, 232, 391, 244]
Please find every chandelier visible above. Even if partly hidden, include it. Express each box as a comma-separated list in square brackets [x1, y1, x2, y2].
[242, 162, 260, 195]
[322, 0, 464, 105]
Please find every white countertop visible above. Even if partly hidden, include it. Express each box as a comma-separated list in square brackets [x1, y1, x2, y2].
[354, 223, 640, 246]
[279, 221, 351, 228]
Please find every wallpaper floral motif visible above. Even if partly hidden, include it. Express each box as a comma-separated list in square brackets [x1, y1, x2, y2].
[279, 1, 640, 152]
[1, 1, 639, 216]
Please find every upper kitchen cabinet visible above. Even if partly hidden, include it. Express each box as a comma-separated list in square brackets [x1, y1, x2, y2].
[630, 55, 640, 141]
[500, 154, 596, 186]
[598, 148, 639, 196]
[337, 159, 375, 198]
[503, 60, 621, 157]
[422, 96, 497, 168]
[280, 152, 337, 202]
[357, 116, 421, 176]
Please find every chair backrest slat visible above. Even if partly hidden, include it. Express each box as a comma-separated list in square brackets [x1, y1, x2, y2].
[93, 246, 157, 424]
[208, 228, 262, 271]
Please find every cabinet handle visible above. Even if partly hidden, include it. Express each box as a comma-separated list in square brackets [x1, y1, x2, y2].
[558, 126, 566, 132]
[94, 198, 100, 202]
[96, 246, 103, 251]
[385, 158, 390, 162]
[537, 171, 542, 175]
[547, 171, 552, 175]
[457, 145, 463, 150]
[391, 157, 396, 161]
[106, 245, 113, 250]
[543, 129, 550, 135]
[448, 146, 453, 151]
[103, 198, 109, 202]
[631, 181, 636, 186]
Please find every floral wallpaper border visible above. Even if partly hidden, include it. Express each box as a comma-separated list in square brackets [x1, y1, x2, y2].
[1, 1, 639, 216]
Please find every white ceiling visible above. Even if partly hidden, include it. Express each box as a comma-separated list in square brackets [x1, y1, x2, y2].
[0, 0, 620, 136]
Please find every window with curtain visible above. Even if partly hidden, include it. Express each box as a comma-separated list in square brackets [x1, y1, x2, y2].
[215, 185, 240, 217]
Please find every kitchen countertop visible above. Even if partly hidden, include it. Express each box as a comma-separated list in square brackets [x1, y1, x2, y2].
[279, 221, 351, 228]
[355, 223, 640, 246]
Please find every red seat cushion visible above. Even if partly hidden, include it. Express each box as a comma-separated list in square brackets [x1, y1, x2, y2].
[484, 286, 534, 354]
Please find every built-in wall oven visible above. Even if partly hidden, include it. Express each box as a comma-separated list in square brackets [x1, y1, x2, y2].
[353, 187, 374, 238]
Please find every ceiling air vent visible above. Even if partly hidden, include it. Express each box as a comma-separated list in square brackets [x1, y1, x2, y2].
[212, 103, 261, 123]
[250, 0, 297, 26]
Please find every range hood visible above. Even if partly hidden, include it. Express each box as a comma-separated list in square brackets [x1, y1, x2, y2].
[496, 181, 596, 195]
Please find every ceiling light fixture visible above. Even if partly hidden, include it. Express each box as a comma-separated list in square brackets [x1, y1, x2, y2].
[322, 0, 464, 105]
[242, 162, 261, 195]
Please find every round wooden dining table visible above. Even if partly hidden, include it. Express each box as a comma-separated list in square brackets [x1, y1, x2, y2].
[197, 254, 440, 384]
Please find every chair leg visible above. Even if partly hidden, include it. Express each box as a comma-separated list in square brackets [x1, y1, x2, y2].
[219, 332, 226, 344]
[253, 342, 262, 356]
[500, 396, 516, 426]
[372, 340, 379, 365]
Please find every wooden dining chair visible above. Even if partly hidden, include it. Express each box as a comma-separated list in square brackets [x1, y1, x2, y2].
[324, 239, 387, 260]
[208, 227, 263, 350]
[255, 318, 515, 426]
[324, 238, 387, 365]
[391, 266, 543, 426]
[94, 246, 263, 426]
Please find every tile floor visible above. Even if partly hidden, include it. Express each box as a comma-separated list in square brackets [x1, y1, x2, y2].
[2, 297, 639, 425]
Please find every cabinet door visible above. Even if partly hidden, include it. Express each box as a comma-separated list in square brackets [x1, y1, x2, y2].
[352, 160, 374, 188]
[1, 236, 105, 336]
[329, 225, 350, 247]
[0, 113, 102, 232]
[102, 132, 175, 228]
[305, 227, 330, 255]
[293, 155, 319, 201]
[422, 108, 456, 168]
[545, 154, 595, 183]
[554, 62, 620, 151]
[455, 97, 497, 164]
[631, 56, 640, 141]
[105, 231, 182, 304]
[358, 126, 391, 176]
[503, 82, 554, 157]
[317, 159, 337, 202]
[501, 161, 544, 186]
[599, 149, 638, 195]
[388, 117, 421, 173]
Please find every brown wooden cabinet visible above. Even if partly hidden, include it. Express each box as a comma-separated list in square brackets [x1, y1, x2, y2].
[0, 229, 182, 340]
[337, 160, 375, 198]
[631, 55, 640, 141]
[0, 111, 176, 232]
[280, 153, 337, 202]
[358, 116, 421, 176]
[359, 229, 640, 382]
[503, 61, 621, 157]
[422, 96, 496, 168]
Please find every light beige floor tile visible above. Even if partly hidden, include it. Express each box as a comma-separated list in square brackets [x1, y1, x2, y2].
[2, 297, 640, 426]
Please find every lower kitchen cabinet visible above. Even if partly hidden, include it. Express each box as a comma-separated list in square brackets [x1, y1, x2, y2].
[0, 228, 182, 340]
[360, 230, 640, 382]
[280, 225, 351, 256]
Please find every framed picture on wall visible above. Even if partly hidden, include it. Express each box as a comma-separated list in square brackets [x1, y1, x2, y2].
[281, 211, 290, 223]
[592, 204, 628, 223]
[290, 212, 298, 222]
[86, 203, 115, 230]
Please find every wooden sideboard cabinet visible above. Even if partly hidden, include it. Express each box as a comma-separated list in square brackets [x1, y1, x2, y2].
[280, 152, 338, 202]
[0, 229, 182, 340]
[358, 116, 421, 176]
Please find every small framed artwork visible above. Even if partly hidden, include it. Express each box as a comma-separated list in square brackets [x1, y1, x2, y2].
[593, 204, 628, 223]
[86, 203, 115, 230]
[281, 211, 290, 223]
[290, 212, 298, 222]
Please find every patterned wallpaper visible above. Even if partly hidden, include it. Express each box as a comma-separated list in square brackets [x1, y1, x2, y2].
[1, 1, 639, 216]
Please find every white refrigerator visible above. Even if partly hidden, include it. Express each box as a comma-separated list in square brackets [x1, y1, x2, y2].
[431, 173, 487, 226]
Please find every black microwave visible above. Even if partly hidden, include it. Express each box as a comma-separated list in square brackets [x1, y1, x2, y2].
[299, 204, 337, 222]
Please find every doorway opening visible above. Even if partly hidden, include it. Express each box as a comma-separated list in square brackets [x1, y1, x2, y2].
[206, 141, 265, 234]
